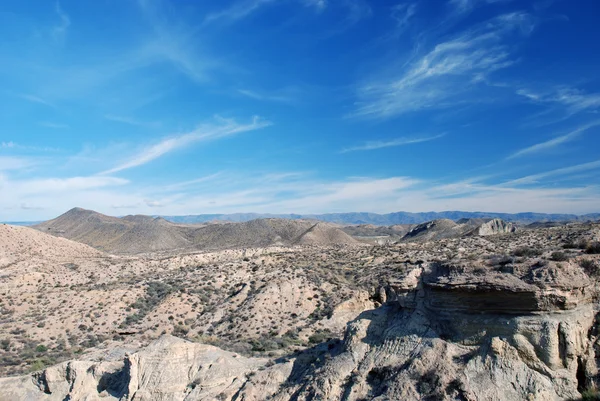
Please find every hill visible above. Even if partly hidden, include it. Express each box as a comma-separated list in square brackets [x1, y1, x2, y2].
[34, 208, 193, 254]
[33, 208, 358, 254]
[0, 223, 101, 263]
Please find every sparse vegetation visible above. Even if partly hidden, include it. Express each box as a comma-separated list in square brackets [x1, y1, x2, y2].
[550, 251, 569, 262]
[513, 247, 542, 257]
[586, 242, 600, 255]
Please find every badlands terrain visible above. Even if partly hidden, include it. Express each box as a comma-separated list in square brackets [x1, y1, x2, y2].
[0, 208, 599, 400]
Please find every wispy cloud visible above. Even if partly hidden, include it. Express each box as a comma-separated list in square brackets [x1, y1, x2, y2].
[507, 120, 600, 159]
[17, 94, 54, 108]
[105, 114, 160, 128]
[237, 88, 297, 103]
[0, 157, 37, 171]
[341, 134, 445, 153]
[0, 142, 60, 152]
[353, 12, 533, 119]
[448, 0, 515, 14]
[391, 3, 417, 31]
[15, 176, 128, 195]
[39, 122, 69, 129]
[516, 86, 600, 117]
[165, 172, 226, 191]
[503, 160, 600, 186]
[204, 0, 277, 24]
[204, 0, 351, 24]
[52, 2, 71, 41]
[100, 116, 271, 174]
[304, 0, 327, 12]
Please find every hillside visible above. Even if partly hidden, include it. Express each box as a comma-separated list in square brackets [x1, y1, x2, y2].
[34, 208, 193, 254]
[0, 223, 101, 264]
[33, 208, 358, 254]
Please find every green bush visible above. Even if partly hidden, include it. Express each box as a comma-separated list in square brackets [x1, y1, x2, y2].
[308, 329, 332, 344]
[582, 387, 600, 401]
[513, 247, 542, 257]
[581, 259, 599, 277]
[550, 251, 569, 262]
[35, 345, 48, 353]
[586, 242, 600, 255]
[0, 339, 10, 351]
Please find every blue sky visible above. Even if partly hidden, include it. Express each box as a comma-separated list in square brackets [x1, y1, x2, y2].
[1, 0, 600, 220]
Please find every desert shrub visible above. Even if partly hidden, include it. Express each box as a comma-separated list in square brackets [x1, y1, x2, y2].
[564, 239, 588, 249]
[488, 255, 514, 266]
[308, 329, 332, 345]
[35, 345, 47, 353]
[0, 339, 10, 351]
[173, 325, 190, 337]
[249, 337, 281, 352]
[550, 251, 569, 262]
[513, 247, 542, 257]
[586, 242, 600, 255]
[123, 281, 174, 326]
[581, 387, 600, 401]
[580, 259, 599, 276]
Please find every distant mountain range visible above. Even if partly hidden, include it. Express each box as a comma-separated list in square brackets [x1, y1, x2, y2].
[4, 211, 599, 227]
[159, 211, 600, 226]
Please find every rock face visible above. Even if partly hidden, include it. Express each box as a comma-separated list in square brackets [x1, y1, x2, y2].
[472, 218, 518, 236]
[2, 260, 598, 401]
[401, 218, 517, 242]
[0, 336, 267, 401]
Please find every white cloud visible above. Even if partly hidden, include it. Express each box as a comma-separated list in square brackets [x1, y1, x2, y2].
[204, 0, 278, 24]
[516, 86, 600, 117]
[100, 116, 271, 174]
[353, 12, 532, 119]
[341, 134, 445, 153]
[52, 2, 71, 41]
[0, 157, 36, 171]
[507, 120, 600, 159]
[448, 0, 515, 14]
[11, 176, 129, 195]
[237, 89, 296, 103]
[503, 160, 600, 186]
[39, 122, 69, 129]
[17, 94, 54, 108]
[304, 0, 327, 11]
[105, 114, 159, 128]
[391, 3, 417, 31]
[2, 169, 599, 221]
[164, 172, 226, 191]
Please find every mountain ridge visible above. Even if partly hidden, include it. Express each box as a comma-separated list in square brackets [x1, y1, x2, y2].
[32, 208, 359, 254]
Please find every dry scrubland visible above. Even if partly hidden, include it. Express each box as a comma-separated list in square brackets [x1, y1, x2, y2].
[1, 216, 600, 400]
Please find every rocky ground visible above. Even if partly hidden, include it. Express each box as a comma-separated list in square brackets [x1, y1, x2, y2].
[1, 220, 600, 400]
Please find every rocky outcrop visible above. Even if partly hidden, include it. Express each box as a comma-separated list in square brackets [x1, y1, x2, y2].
[401, 218, 517, 243]
[0, 336, 267, 401]
[471, 218, 518, 236]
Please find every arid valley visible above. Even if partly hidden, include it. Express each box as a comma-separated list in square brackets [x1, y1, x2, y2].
[1, 209, 600, 400]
